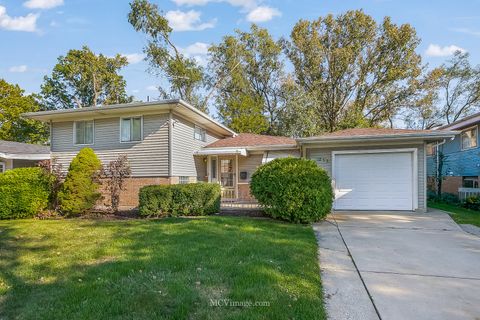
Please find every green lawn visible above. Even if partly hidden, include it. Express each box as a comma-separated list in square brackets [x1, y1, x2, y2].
[428, 201, 480, 227]
[0, 216, 325, 320]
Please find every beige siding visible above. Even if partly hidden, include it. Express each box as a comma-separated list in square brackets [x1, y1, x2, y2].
[51, 114, 169, 177]
[171, 114, 221, 177]
[238, 154, 263, 182]
[306, 143, 426, 210]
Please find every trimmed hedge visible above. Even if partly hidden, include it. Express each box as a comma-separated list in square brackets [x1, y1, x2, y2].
[139, 183, 221, 216]
[250, 157, 333, 223]
[0, 167, 53, 219]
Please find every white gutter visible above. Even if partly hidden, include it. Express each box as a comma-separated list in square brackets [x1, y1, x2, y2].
[194, 148, 248, 156]
[297, 132, 459, 144]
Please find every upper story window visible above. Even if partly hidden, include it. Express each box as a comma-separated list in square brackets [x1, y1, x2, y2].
[0, 162, 5, 173]
[74, 120, 94, 145]
[194, 125, 206, 142]
[121, 117, 142, 142]
[461, 126, 478, 150]
[426, 144, 436, 156]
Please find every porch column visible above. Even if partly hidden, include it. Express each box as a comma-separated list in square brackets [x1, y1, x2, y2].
[235, 153, 239, 199]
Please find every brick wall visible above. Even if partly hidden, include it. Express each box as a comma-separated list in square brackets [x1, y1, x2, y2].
[238, 183, 255, 201]
[99, 177, 171, 210]
[441, 176, 463, 195]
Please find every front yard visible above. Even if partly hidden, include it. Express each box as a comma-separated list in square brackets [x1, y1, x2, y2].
[428, 201, 480, 227]
[0, 216, 325, 320]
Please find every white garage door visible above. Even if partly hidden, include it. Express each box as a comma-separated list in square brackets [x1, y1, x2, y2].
[333, 151, 415, 211]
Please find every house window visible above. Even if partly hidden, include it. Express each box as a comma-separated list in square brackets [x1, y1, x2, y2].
[179, 176, 190, 184]
[461, 127, 478, 150]
[463, 176, 479, 188]
[74, 120, 94, 145]
[121, 117, 142, 142]
[426, 144, 436, 156]
[194, 125, 206, 142]
[0, 162, 4, 173]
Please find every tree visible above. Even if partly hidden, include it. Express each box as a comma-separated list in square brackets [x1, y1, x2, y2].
[282, 10, 423, 133]
[58, 148, 102, 215]
[0, 79, 48, 143]
[436, 51, 480, 124]
[102, 154, 131, 213]
[41, 46, 133, 109]
[128, 0, 206, 110]
[208, 24, 284, 134]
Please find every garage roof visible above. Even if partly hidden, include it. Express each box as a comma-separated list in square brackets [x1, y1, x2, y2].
[297, 128, 458, 143]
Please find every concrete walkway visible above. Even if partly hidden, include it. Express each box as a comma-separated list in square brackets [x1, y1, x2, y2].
[313, 210, 480, 320]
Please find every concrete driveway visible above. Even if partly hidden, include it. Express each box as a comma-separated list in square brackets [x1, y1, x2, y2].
[313, 210, 480, 320]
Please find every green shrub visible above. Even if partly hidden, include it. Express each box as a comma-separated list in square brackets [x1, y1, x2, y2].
[58, 148, 102, 215]
[250, 157, 333, 223]
[463, 196, 480, 211]
[0, 167, 53, 219]
[139, 183, 221, 216]
[440, 192, 460, 205]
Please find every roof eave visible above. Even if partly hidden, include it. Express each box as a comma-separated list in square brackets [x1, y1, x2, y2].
[297, 132, 459, 144]
[204, 144, 298, 151]
[0, 152, 50, 160]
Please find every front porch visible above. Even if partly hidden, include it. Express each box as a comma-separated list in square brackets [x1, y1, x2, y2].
[195, 148, 260, 208]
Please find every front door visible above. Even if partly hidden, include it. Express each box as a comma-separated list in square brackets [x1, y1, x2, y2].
[220, 158, 235, 199]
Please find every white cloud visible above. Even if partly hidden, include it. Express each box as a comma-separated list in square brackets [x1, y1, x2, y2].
[9, 65, 28, 73]
[425, 44, 466, 57]
[171, 0, 280, 24]
[24, 0, 63, 9]
[0, 6, 38, 32]
[173, 0, 258, 10]
[146, 85, 158, 91]
[123, 53, 145, 64]
[179, 42, 210, 66]
[451, 27, 480, 37]
[131, 89, 140, 94]
[246, 6, 281, 23]
[166, 10, 216, 31]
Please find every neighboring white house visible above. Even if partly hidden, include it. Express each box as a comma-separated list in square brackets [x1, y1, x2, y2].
[24, 99, 456, 211]
[0, 140, 50, 173]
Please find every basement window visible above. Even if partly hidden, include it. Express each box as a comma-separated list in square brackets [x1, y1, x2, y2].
[179, 176, 190, 184]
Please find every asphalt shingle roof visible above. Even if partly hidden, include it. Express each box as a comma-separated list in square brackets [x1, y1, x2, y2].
[0, 140, 50, 155]
[205, 133, 296, 148]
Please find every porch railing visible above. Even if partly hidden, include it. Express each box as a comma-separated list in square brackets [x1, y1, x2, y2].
[458, 187, 480, 201]
[220, 188, 260, 209]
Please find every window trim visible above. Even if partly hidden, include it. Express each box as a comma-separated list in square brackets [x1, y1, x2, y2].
[119, 116, 144, 143]
[461, 126, 478, 151]
[0, 162, 5, 173]
[73, 120, 95, 146]
[463, 176, 479, 188]
[194, 124, 206, 142]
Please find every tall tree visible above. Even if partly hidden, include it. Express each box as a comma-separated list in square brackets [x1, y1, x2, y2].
[128, 0, 206, 110]
[0, 79, 48, 143]
[208, 24, 285, 134]
[437, 51, 480, 124]
[282, 10, 423, 133]
[41, 46, 132, 109]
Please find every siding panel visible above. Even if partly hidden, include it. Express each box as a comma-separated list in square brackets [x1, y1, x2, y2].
[171, 114, 221, 177]
[51, 114, 169, 176]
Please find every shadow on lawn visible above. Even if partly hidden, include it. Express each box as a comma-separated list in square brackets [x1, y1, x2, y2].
[0, 217, 325, 320]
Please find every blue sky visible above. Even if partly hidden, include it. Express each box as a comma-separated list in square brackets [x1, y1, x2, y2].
[1, 0, 480, 104]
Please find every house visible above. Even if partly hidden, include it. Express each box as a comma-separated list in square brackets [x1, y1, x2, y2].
[427, 112, 480, 197]
[24, 99, 456, 211]
[0, 140, 50, 173]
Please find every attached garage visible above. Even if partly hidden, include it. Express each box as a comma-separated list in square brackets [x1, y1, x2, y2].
[298, 128, 458, 212]
[332, 150, 416, 211]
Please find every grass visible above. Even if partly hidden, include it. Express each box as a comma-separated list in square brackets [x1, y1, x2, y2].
[428, 201, 480, 227]
[0, 216, 325, 320]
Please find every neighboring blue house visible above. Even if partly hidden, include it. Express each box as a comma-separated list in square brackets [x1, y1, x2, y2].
[427, 112, 480, 197]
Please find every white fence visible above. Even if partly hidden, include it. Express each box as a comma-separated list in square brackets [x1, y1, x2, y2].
[458, 188, 480, 201]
